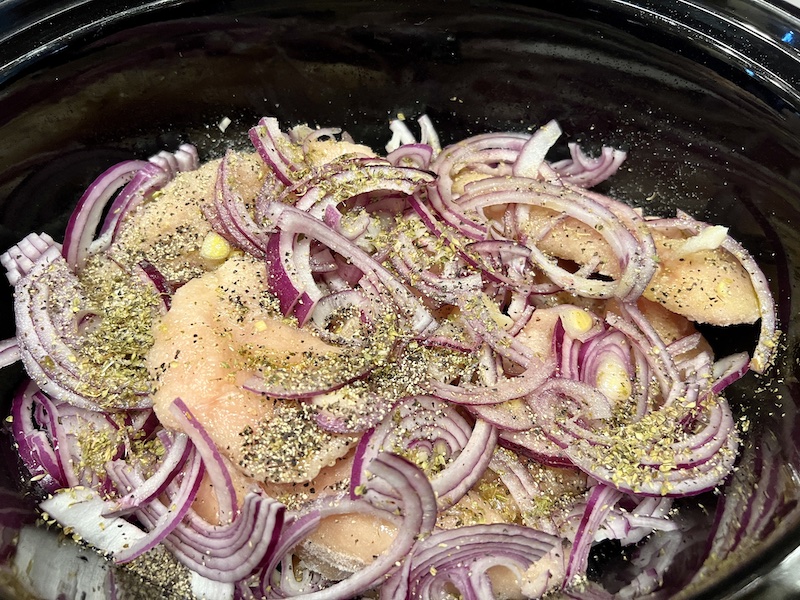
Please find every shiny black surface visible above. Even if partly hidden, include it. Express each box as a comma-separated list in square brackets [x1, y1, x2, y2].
[1, 1, 800, 598]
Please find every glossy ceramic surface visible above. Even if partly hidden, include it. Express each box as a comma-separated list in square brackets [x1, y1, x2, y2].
[1, 1, 800, 597]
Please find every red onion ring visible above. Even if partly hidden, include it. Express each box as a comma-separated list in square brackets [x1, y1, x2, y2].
[551, 142, 627, 188]
[168, 398, 238, 524]
[1, 232, 58, 286]
[458, 177, 656, 301]
[106, 445, 205, 564]
[565, 484, 623, 582]
[204, 151, 270, 259]
[13, 247, 127, 411]
[350, 397, 496, 509]
[382, 522, 560, 600]
[0, 337, 20, 368]
[62, 160, 150, 271]
[260, 201, 437, 335]
[248, 117, 303, 185]
[274, 453, 437, 600]
[102, 431, 191, 517]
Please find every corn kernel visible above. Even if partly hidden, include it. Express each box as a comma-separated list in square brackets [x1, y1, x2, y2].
[253, 320, 268, 332]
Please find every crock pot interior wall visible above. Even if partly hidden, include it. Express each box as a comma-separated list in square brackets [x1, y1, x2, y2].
[1, 0, 800, 598]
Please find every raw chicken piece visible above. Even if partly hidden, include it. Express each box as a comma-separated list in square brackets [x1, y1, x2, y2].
[112, 152, 265, 283]
[643, 228, 759, 325]
[526, 209, 759, 325]
[147, 254, 355, 493]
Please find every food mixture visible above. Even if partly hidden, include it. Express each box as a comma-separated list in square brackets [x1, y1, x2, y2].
[0, 115, 778, 599]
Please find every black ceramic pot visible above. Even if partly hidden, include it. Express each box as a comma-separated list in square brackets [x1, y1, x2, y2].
[1, 1, 799, 598]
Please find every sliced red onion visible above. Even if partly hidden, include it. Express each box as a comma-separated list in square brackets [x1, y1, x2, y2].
[350, 397, 497, 510]
[107, 445, 204, 564]
[62, 160, 150, 271]
[294, 163, 434, 219]
[102, 431, 191, 517]
[605, 309, 680, 404]
[169, 398, 237, 524]
[1, 232, 59, 285]
[417, 115, 441, 155]
[308, 289, 375, 347]
[134, 259, 173, 312]
[204, 151, 270, 258]
[39, 448, 199, 569]
[429, 354, 555, 406]
[13, 246, 141, 410]
[386, 143, 434, 169]
[430, 418, 497, 509]
[99, 163, 177, 251]
[565, 484, 623, 581]
[309, 246, 339, 273]
[469, 398, 536, 432]
[551, 142, 627, 188]
[263, 225, 326, 326]
[388, 232, 483, 305]
[667, 399, 734, 460]
[381, 523, 560, 600]
[385, 119, 417, 152]
[565, 427, 738, 498]
[575, 328, 643, 412]
[616, 531, 685, 599]
[191, 573, 234, 600]
[12, 519, 116, 599]
[464, 239, 548, 290]
[459, 177, 656, 301]
[459, 306, 537, 368]
[385, 115, 440, 158]
[270, 166, 423, 316]
[147, 144, 199, 178]
[599, 505, 678, 547]
[248, 117, 303, 185]
[261, 202, 436, 335]
[10, 381, 65, 492]
[512, 120, 562, 179]
[666, 331, 705, 359]
[427, 132, 529, 238]
[498, 427, 575, 469]
[351, 398, 471, 499]
[133, 485, 284, 582]
[256, 511, 322, 596]
[323, 204, 370, 240]
[39, 487, 150, 556]
[301, 127, 343, 151]
[0, 337, 20, 368]
[571, 186, 657, 301]
[274, 453, 437, 600]
[488, 448, 575, 536]
[312, 389, 398, 434]
[32, 387, 79, 488]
